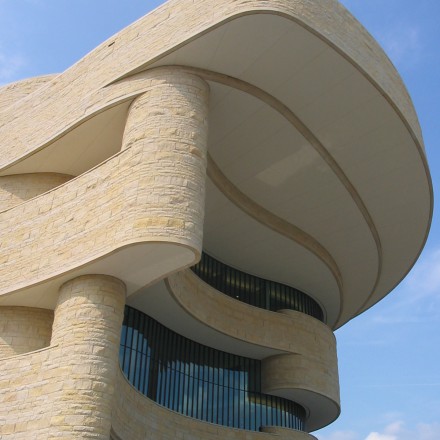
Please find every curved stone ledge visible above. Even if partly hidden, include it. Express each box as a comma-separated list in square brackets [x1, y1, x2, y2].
[0, 70, 209, 304]
[0, 149, 196, 301]
[0, 75, 56, 113]
[261, 352, 340, 431]
[0, 306, 53, 358]
[168, 270, 336, 355]
[0, 173, 73, 212]
[261, 427, 317, 439]
[112, 367, 317, 440]
[167, 270, 339, 430]
[0, 1, 424, 172]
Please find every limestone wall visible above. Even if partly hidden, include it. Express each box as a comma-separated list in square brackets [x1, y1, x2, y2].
[0, 0, 423, 172]
[0, 275, 126, 439]
[0, 75, 55, 113]
[0, 307, 53, 358]
[0, 68, 209, 302]
[0, 173, 73, 212]
[0, 346, 58, 439]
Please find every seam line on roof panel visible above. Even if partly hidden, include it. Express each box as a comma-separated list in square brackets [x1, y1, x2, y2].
[207, 153, 343, 325]
[173, 66, 380, 327]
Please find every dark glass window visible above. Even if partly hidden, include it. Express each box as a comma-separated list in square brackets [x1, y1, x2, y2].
[120, 306, 305, 431]
[191, 252, 324, 321]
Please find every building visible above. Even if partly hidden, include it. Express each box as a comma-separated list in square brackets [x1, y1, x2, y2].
[0, 0, 432, 439]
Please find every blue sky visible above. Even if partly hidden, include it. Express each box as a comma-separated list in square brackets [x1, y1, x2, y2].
[0, 1, 438, 439]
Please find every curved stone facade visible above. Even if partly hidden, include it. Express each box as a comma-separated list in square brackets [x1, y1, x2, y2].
[0, 1, 425, 170]
[0, 75, 56, 113]
[49, 275, 126, 439]
[0, 0, 431, 439]
[0, 276, 126, 439]
[0, 307, 53, 358]
[0, 173, 73, 211]
[120, 69, 209, 253]
[166, 270, 339, 430]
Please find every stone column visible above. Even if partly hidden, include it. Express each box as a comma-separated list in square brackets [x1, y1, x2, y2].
[121, 68, 210, 255]
[48, 275, 126, 439]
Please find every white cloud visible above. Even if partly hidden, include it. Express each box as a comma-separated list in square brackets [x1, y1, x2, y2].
[365, 434, 395, 440]
[319, 421, 440, 440]
[363, 421, 440, 440]
[364, 421, 402, 440]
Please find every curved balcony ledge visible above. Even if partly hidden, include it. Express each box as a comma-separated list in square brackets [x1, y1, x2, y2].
[166, 269, 339, 430]
[0, 173, 74, 213]
[262, 353, 340, 431]
[0, 143, 205, 309]
[112, 367, 318, 440]
[168, 270, 336, 356]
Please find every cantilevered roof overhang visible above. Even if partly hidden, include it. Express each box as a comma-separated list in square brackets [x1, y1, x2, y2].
[0, 0, 432, 329]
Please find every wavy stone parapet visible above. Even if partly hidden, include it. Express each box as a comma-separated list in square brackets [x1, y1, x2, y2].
[0, 173, 73, 212]
[0, 0, 423, 173]
[0, 70, 209, 300]
[167, 270, 340, 430]
[112, 368, 317, 440]
[168, 270, 335, 355]
[0, 307, 53, 358]
[0, 75, 56, 113]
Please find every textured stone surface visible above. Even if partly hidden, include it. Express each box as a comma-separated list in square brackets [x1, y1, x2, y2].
[112, 369, 317, 440]
[121, 68, 209, 249]
[0, 0, 423, 171]
[0, 346, 56, 439]
[0, 173, 73, 212]
[0, 68, 209, 300]
[49, 275, 126, 439]
[0, 307, 53, 358]
[0, 75, 55, 113]
[0, 0, 419, 437]
[168, 270, 337, 362]
[0, 275, 126, 439]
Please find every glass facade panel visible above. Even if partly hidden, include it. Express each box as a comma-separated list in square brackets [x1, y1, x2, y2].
[120, 306, 306, 431]
[191, 252, 324, 321]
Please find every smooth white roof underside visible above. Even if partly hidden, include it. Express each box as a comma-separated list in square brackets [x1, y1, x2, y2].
[148, 13, 432, 328]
